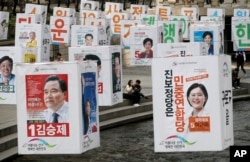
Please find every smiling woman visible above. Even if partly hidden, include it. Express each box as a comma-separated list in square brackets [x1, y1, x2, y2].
[186, 83, 209, 117]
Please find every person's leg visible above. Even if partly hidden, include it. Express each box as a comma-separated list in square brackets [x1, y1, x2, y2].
[236, 62, 240, 71]
[232, 78, 236, 88]
[135, 92, 141, 103]
[140, 92, 148, 99]
[132, 92, 140, 105]
[236, 79, 240, 87]
[123, 93, 131, 99]
[241, 63, 246, 74]
[140, 92, 145, 98]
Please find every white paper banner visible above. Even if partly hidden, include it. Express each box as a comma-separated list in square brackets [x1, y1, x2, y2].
[152, 56, 234, 152]
[16, 62, 100, 154]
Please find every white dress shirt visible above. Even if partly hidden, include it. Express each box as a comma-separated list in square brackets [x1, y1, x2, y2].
[43, 101, 69, 123]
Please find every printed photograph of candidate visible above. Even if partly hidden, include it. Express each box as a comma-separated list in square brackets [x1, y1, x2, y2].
[81, 72, 97, 135]
[112, 52, 121, 93]
[194, 31, 214, 55]
[43, 75, 69, 123]
[83, 54, 102, 80]
[0, 56, 15, 87]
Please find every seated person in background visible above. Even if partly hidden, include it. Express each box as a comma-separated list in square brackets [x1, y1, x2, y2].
[123, 80, 140, 106]
[134, 79, 148, 99]
[232, 68, 240, 89]
[54, 52, 64, 61]
[123, 80, 134, 99]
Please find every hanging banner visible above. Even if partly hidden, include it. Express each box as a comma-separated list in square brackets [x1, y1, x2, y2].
[110, 12, 130, 34]
[25, 4, 47, 24]
[16, 61, 100, 154]
[0, 47, 22, 105]
[234, 8, 250, 17]
[156, 42, 206, 58]
[152, 55, 234, 152]
[207, 8, 225, 20]
[170, 16, 190, 40]
[120, 19, 142, 47]
[190, 24, 223, 55]
[78, 10, 102, 25]
[50, 16, 76, 44]
[130, 25, 163, 66]
[157, 21, 182, 43]
[231, 19, 250, 51]
[181, 7, 199, 22]
[15, 24, 44, 47]
[140, 14, 160, 26]
[105, 2, 123, 19]
[155, 6, 172, 21]
[199, 16, 224, 30]
[71, 25, 107, 47]
[53, 7, 76, 17]
[79, 18, 110, 45]
[80, 0, 100, 11]
[68, 46, 123, 106]
[0, 11, 9, 40]
[15, 24, 51, 62]
[130, 4, 148, 20]
[16, 13, 43, 24]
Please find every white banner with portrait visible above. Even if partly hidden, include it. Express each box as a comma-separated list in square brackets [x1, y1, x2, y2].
[16, 61, 100, 154]
[190, 24, 223, 55]
[152, 55, 234, 152]
[71, 25, 107, 47]
[130, 25, 163, 66]
[15, 24, 51, 62]
[0, 47, 22, 104]
[68, 46, 123, 106]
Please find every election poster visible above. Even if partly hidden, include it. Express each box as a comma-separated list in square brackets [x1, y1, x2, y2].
[16, 62, 100, 154]
[152, 55, 234, 152]
[156, 42, 206, 58]
[0, 11, 9, 40]
[231, 19, 250, 51]
[0, 47, 22, 105]
[170, 16, 190, 40]
[190, 24, 223, 55]
[68, 46, 123, 106]
[16, 13, 43, 24]
[130, 25, 163, 66]
[155, 6, 172, 21]
[157, 21, 182, 43]
[50, 16, 76, 44]
[25, 3, 47, 24]
[15, 24, 51, 62]
[71, 25, 106, 47]
[105, 2, 123, 19]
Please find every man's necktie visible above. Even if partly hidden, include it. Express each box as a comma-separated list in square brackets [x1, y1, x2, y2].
[52, 113, 59, 123]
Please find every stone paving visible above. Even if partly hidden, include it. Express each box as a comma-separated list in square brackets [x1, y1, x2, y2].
[9, 100, 250, 162]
